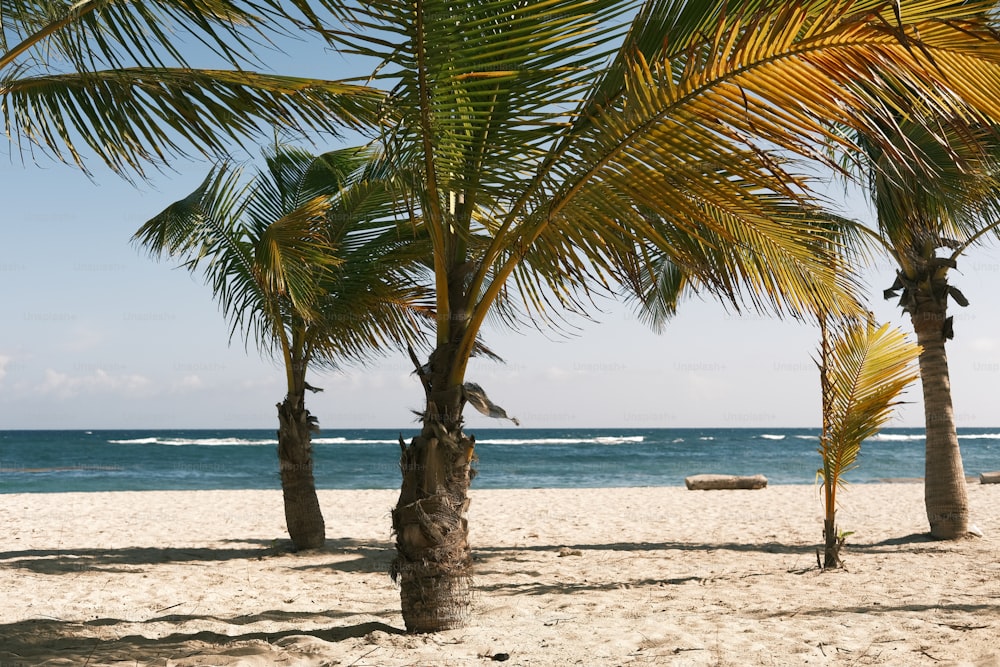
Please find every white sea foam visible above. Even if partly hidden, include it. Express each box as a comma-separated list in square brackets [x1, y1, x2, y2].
[319, 436, 647, 446]
[865, 432, 1000, 442]
[594, 436, 645, 445]
[313, 438, 399, 445]
[108, 437, 277, 446]
[760, 434, 786, 440]
[869, 433, 925, 442]
[108, 435, 648, 447]
[476, 436, 645, 446]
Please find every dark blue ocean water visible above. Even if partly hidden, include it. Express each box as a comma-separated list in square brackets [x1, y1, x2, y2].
[1, 427, 998, 493]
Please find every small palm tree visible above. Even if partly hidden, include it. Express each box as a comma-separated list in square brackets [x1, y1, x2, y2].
[134, 145, 432, 550]
[816, 316, 920, 568]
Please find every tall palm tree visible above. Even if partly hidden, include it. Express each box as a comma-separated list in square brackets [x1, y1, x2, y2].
[850, 116, 1000, 539]
[1, 0, 378, 175]
[134, 145, 433, 550]
[817, 315, 920, 568]
[315, 0, 1000, 631]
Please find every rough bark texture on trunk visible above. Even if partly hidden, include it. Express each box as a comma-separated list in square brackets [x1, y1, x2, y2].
[910, 298, 969, 539]
[391, 411, 475, 633]
[276, 393, 326, 550]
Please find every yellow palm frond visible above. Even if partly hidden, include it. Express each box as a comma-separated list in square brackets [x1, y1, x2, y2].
[326, 0, 1000, 393]
[819, 318, 921, 506]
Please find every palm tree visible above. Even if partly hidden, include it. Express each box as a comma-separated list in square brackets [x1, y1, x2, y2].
[847, 113, 1000, 539]
[817, 315, 920, 568]
[1, 0, 378, 175]
[134, 145, 433, 550]
[316, 0, 1000, 631]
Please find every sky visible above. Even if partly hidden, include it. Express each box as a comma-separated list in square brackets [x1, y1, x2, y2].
[4, 24, 1000, 432]
[4, 149, 1000, 431]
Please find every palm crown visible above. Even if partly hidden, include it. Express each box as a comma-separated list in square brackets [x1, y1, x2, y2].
[322, 0, 1000, 393]
[134, 145, 434, 387]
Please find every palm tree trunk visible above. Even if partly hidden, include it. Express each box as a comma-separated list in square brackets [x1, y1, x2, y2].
[391, 386, 475, 633]
[819, 315, 841, 569]
[823, 518, 843, 569]
[909, 295, 969, 539]
[276, 390, 326, 550]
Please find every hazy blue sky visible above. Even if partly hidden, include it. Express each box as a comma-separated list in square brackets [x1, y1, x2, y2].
[4, 21, 1000, 431]
[4, 147, 1000, 431]
[0, 11, 1000, 429]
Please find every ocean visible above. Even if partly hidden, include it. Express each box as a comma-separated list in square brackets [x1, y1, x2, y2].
[1, 427, 998, 494]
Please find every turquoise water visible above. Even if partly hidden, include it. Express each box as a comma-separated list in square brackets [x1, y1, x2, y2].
[1, 427, 997, 493]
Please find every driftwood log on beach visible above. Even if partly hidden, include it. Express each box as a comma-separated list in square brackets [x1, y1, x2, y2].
[684, 474, 768, 490]
[981, 472, 1000, 484]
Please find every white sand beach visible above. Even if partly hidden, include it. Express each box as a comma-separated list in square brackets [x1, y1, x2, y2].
[1, 483, 998, 666]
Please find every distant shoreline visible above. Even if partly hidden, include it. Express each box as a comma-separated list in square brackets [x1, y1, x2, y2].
[4, 427, 998, 494]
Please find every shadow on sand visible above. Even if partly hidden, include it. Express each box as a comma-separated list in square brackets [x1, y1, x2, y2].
[0, 532, 974, 662]
[0, 537, 396, 575]
[0, 615, 404, 665]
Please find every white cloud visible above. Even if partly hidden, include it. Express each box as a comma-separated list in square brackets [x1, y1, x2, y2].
[174, 374, 204, 391]
[38, 368, 152, 398]
[0, 355, 10, 383]
[970, 337, 998, 352]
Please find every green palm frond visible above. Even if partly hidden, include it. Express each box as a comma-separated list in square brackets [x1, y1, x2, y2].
[1, 0, 385, 175]
[1, 0, 260, 72]
[336, 0, 633, 199]
[850, 114, 1000, 266]
[255, 195, 341, 320]
[311, 168, 436, 364]
[248, 145, 359, 238]
[639, 259, 689, 330]
[2, 68, 381, 174]
[135, 144, 433, 383]
[621, 197, 876, 333]
[827, 95, 1000, 332]
[134, 163, 285, 349]
[1, 0, 355, 74]
[132, 165, 245, 259]
[616, 247, 693, 335]
[320, 0, 1000, 394]
[308, 224, 435, 366]
[819, 319, 921, 501]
